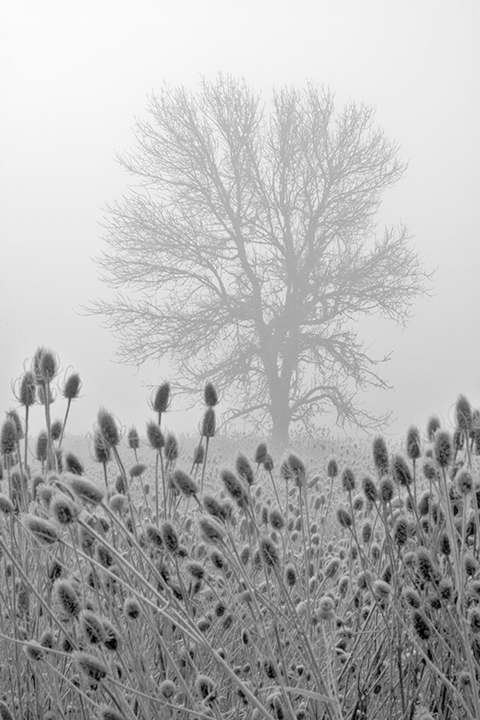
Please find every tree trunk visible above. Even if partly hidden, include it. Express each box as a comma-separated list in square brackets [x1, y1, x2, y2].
[270, 393, 291, 448]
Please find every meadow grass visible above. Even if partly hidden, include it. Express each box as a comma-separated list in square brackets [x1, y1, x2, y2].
[1, 348, 480, 720]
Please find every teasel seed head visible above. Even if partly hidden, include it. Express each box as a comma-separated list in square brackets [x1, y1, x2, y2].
[393, 516, 409, 546]
[361, 475, 377, 503]
[93, 430, 111, 465]
[97, 408, 120, 448]
[411, 609, 431, 641]
[124, 597, 141, 620]
[372, 436, 389, 476]
[195, 674, 216, 702]
[53, 579, 81, 618]
[318, 595, 336, 621]
[33, 346, 58, 383]
[403, 587, 421, 608]
[235, 453, 255, 485]
[220, 468, 247, 504]
[341, 467, 356, 493]
[373, 579, 391, 601]
[406, 425, 421, 460]
[325, 557, 340, 578]
[456, 469, 473, 495]
[24, 515, 59, 544]
[127, 426, 140, 451]
[1, 419, 17, 456]
[18, 371, 36, 407]
[269, 508, 285, 531]
[254, 442, 268, 464]
[0, 495, 14, 515]
[159, 679, 176, 701]
[198, 515, 226, 543]
[171, 468, 198, 497]
[80, 610, 106, 645]
[259, 537, 280, 569]
[69, 476, 104, 506]
[149, 384, 170, 417]
[352, 494, 364, 512]
[379, 477, 395, 504]
[455, 394, 472, 433]
[204, 382, 218, 408]
[336, 506, 352, 528]
[465, 553, 477, 577]
[201, 407, 216, 438]
[426, 415, 441, 441]
[73, 650, 108, 682]
[192, 443, 205, 466]
[327, 457, 338, 479]
[416, 548, 438, 583]
[434, 430, 452, 468]
[391, 454, 412, 486]
[50, 494, 77, 525]
[51, 418, 63, 441]
[288, 454, 306, 487]
[164, 432, 179, 462]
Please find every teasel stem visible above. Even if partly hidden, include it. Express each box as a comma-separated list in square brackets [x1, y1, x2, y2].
[111, 445, 138, 540]
[58, 397, 72, 449]
[200, 436, 210, 496]
[41, 381, 57, 473]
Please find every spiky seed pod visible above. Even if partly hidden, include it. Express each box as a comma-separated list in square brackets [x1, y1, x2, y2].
[204, 382, 218, 408]
[50, 495, 77, 525]
[145, 421, 164, 452]
[468, 608, 480, 634]
[102, 620, 119, 652]
[23, 640, 44, 661]
[33, 347, 58, 383]
[336, 507, 352, 528]
[352, 494, 364, 512]
[99, 706, 125, 720]
[361, 475, 377, 503]
[124, 598, 141, 619]
[164, 433, 179, 462]
[202, 494, 224, 520]
[418, 491, 430, 517]
[240, 545, 250, 565]
[269, 508, 285, 531]
[426, 416, 441, 441]
[97, 408, 120, 448]
[127, 427, 140, 451]
[0, 495, 14, 515]
[96, 544, 113, 567]
[372, 436, 389, 476]
[456, 394, 473, 433]
[393, 516, 409, 546]
[379, 477, 395, 504]
[80, 610, 106, 645]
[19, 371, 36, 407]
[109, 494, 127, 514]
[439, 533, 451, 556]
[24, 516, 59, 545]
[403, 587, 421, 608]
[195, 674, 216, 702]
[434, 430, 452, 468]
[416, 548, 437, 583]
[35, 431, 48, 462]
[145, 524, 164, 548]
[465, 554, 477, 577]
[192, 443, 205, 466]
[186, 561, 205, 580]
[53, 579, 81, 618]
[201, 408, 216, 438]
[151, 382, 170, 414]
[220, 469, 247, 504]
[327, 458, 338, 479]
[50, 419, 63, 442]
[93, 430, 111, 465]
[318, 596, 336, 621]
[39, 629, 54, 649]
[64, 452, 84, 475]
[373, 580, 391, 601]
[392, 454, 412, 486]
[171, 468, 198, 497]
[260, 506, 269, 525]
[69, 476, 104, 505]
[406, 425, 421, 460]
[236, 453, 255, 485]
[325, 558, 340, 578]
[198, 516, 226, 544]
[160, 521, 179, 553]
[1, 419, 17, 456]
[361, 522, 372, 544]
[412, 609, 431, 641]
[262, 453, 274, 472]
[129, 463, 147, 478]
[74, 651, 108, 682]
[341, 467, 356, 493]
[6, 409, 23, 440]
[288, 454, 306, 487]
[210, 549, 225, 569]
[254, 442, 268, 464]
[159, 679, 176, 701]
[259, 537, 280, 569]
[456, 470, 473, 496]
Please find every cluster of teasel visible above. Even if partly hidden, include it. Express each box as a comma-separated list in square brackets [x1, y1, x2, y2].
[1, 351, 480, 720]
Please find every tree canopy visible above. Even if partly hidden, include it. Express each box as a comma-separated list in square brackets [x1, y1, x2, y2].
[90, 75, 430, 444]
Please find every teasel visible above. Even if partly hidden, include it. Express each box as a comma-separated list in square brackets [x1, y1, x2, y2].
[160, 520, 179, 553]
[127, 426, 140, 462]
[93, 429, 112, 488]
[80, 609, 106, 645]
[259, 536, 280, 569]
[426, 415, 441, 441]
[69, 476, 104, 506]
[204, 382, 218, 408]
[341, 467, 356, 493]
[287, 453, 306, 487]
[254, 442, 268, 465]
[99, 706, 125, 720]
[74, 650, 108, 682]
[151, 382, 171, 423]
[198, 515, 226, 544]
[434, 430, 452, 469]
[53, 579, 81, 619]
[336, 506, 352, 529]
[220, 468, 248, 507]
[24, 515, 59, 545]
[372, 436, 389, 477]
[236, 453, 255, 485]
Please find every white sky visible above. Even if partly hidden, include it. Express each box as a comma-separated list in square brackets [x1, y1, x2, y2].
[1, 0, 479, 442]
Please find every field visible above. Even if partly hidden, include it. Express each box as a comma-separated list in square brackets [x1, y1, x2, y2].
[1, 350, 480, 720]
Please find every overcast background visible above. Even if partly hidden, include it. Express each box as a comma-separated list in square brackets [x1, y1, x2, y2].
[1, 0, 479, 443]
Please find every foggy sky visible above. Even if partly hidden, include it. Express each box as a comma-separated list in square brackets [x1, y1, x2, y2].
[1, 0, 479, 443]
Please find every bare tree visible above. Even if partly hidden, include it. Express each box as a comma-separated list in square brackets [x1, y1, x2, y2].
[89, 76, 430, 444]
